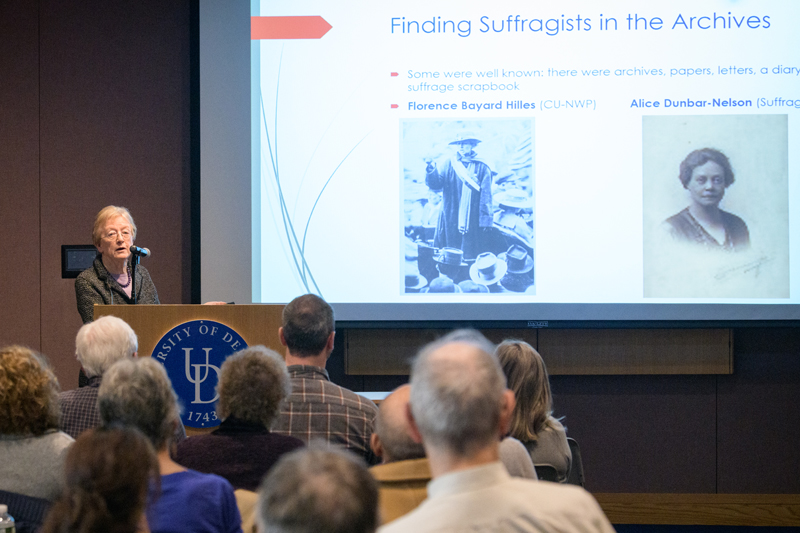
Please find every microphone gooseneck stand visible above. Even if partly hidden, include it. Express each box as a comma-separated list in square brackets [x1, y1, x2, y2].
[131, 253, 140, 304]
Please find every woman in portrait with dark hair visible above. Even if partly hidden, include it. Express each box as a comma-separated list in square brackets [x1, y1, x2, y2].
[41, 426, 158, 533]
[664, 148, 750, 251]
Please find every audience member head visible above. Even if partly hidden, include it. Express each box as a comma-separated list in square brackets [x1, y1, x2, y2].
[496, 340, 553, 441]
[0, 345, 60, 436]
[371, 384, 425, 463]
[41, 426, 158, 533]
[257, 448, 379, 533]
[217, 345, 291, 428]
[280, 294, 335, 358]
[75, 315, 138, 379]
[409, 330, 513, 458]
[98, 358, 180, 451]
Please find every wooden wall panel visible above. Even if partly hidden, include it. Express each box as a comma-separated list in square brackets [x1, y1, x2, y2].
[345, 328, 539, 375]
[595, 494, 800, 527]
[539, 329, 733, 375]
[0, 0, 40, 350]
[345, 328, 731, 376]
[37, 0, 191, 388]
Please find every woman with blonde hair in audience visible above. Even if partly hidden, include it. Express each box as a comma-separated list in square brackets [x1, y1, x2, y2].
[41, 426, 158, 533]
[0, 345, 74, 500]
[98, 358, 242, 533]
[496, 339, 572, 481]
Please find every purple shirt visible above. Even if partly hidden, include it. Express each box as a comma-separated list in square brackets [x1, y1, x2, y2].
[147, 470, 242, 533]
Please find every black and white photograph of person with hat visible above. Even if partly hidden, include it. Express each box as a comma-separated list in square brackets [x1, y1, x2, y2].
[402, 119, 535, 295]
[425, 131, 495, 260]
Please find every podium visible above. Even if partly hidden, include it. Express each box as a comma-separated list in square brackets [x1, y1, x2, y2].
[93, 304, 284, 358]
[94, 305, 285, 433]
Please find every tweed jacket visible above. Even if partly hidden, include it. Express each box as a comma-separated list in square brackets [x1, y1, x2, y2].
[75, 254, 159, 323]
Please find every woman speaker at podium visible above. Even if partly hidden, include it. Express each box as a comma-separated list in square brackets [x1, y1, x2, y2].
[74, 205, 159, 325]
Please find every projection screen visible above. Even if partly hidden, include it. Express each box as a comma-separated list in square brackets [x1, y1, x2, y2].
[202, 0, 800, 322]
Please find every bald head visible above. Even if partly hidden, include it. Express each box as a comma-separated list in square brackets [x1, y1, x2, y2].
[409, 331, 509, 458]
[371, 385, 425, 463]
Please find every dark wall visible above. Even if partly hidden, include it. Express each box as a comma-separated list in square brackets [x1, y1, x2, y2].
[333, 326, 800, 494]
[0, 0, 192, 389]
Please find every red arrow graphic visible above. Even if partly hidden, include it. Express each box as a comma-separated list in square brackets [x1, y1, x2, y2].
[391, 104, 399, 109]
[391, 72, 398, 77]
[251, 16, 332, 40]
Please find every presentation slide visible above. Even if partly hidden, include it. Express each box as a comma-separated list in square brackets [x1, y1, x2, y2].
[248, 0, 800, 322]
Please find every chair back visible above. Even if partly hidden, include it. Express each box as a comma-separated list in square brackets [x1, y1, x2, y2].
[0, 489, 51, 533]
[565, 437, 585, 487]
[234, 489, 258, 533]
[533, 464, 559, 482]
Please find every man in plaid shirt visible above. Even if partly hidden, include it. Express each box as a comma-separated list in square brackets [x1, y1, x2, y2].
[59, 315, 139, 438]
[272, 294, 379, 464]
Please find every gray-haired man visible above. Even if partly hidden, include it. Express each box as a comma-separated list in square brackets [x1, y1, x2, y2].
[379, 330, 615, 533]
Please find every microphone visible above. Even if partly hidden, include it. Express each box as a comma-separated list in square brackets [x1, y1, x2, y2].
[130, 245, 151, 257]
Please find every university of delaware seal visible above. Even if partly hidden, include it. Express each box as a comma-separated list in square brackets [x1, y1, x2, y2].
[153, 320, 247, 428]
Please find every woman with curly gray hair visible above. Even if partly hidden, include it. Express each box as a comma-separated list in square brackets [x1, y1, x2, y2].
[99, 357, 242, 533]
[0, 345, 74, 500]
[176, 345, 304, 491]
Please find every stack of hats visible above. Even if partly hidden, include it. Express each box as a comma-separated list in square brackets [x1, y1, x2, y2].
[435, 247, 469, 283]
[498, 245, 534, 292]
[404, 239, 428, 293]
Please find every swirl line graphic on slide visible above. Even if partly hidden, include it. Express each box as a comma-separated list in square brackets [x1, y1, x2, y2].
[258, 46, 371, 296]
[300, 134, 371, 275]
[259, 49, 320, 295]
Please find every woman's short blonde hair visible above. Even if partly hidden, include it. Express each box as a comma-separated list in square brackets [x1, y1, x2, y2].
[496, 340, 553, 442]
[92, 205, 137, 248]
[0, 345, 61, 435]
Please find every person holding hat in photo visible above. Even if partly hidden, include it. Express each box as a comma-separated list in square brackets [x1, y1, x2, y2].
[426, 133, 495, 260]
[499, 245, 535, 293]
[469, 252, 508, 293]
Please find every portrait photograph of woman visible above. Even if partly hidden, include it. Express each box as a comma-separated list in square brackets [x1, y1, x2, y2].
[642, 114, 789, 299]
[664, 148, 750, 252]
